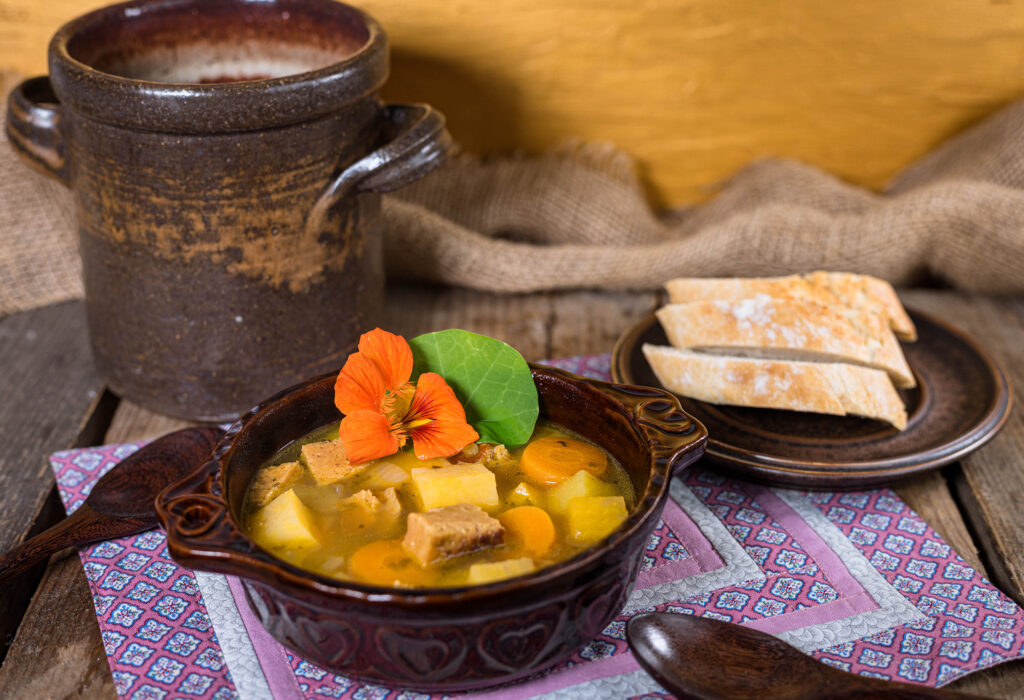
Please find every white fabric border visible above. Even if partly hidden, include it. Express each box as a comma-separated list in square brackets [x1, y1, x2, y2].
[771, 488, 927, 652]
[193, 570, 274, 700]
[532, 669, 662, 700]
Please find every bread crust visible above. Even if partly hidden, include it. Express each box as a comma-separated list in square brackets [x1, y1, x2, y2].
[642, 344, 908, 430]
[664, 271, 917, 341]
[806, 271, 917, 342]
[656, 297, 916, 388]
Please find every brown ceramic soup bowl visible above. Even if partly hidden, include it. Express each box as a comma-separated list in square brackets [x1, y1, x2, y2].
[156, 365, 707, 691]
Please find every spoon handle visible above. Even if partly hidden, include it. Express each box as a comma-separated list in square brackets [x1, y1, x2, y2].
[827, 675, 992, 699]
[0, 426, 223, 585]
[0, 504, 152, 584]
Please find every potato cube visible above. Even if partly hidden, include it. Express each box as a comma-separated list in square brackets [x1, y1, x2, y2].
[249, 489, 320, 550]
[249, 461, 303, 507]
[300, 438, 365, 485]
[548, 470, 618, 513]
[468, 557, 536, 585]
[567, 496, 628, 545]
[411, 463, 499, 510]
[507, 481, 544, 507]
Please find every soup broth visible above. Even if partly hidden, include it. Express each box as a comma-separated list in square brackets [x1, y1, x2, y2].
[242, 421, 634, 588]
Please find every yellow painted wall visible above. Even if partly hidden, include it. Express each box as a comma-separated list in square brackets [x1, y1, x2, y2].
[3, 0, 1024, 206]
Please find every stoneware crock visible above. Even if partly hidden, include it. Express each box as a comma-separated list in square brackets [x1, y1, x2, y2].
[5, 0, 450, 422]
[156, 365, 708, 691]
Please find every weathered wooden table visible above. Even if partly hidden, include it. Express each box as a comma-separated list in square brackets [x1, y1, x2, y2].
[0, 284, 1021, 698]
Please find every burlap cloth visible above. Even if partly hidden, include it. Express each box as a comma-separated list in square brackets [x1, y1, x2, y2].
[3, 79, 1024, 316]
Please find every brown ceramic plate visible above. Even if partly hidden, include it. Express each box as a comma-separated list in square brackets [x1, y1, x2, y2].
[611, 308, 1012, 489]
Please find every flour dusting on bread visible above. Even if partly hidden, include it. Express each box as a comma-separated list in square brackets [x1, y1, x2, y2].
[649, 271, 915, 429]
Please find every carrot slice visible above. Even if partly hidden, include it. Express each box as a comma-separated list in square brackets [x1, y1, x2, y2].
[497, 506, 556, 557]
[519, 436, 607, 486]
[348, 540, 436, 587]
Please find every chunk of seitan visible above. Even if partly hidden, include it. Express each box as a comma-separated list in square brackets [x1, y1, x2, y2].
[250, 461, 303, 507]
[340, 487, 403, 516]
[403, 504, 505, 565]
[378, 487, 403, 522]
[300, 438, 366, 485]
[340, 489, 381, 511]
[339, 487, 406, 534]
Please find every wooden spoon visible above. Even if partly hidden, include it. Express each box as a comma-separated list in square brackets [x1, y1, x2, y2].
[0, 426, 224, 585]
[627, 611, 990, 699]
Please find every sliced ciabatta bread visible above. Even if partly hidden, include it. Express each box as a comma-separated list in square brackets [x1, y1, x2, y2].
[664, 271, 916, 341]
[642, 344, 907, 430]
[655, 297, 916, 388]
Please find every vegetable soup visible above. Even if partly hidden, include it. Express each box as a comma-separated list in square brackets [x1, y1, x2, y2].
[242, 422, 635, 588]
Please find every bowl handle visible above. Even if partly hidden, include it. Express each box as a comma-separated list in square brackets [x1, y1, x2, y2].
[305, 103, 451, 235]
[532, 365, 707, 478]
[156, 458, 260, 569]
[6, 77, 68, 185]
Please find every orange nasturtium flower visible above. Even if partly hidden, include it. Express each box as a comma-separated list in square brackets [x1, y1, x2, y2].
[334, 329, 479, 464]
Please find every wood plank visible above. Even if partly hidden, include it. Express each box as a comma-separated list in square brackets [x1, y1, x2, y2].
[0, 301, 105, 663]
[547, 291, 658, 361]
[383, 283, 554, 360]
[383, 282, 656, 362]
[901, 291, 1024, 603]
[103, 399, 196, 444]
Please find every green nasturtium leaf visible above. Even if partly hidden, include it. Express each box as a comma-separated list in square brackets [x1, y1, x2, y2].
[409, 330, 539, 447]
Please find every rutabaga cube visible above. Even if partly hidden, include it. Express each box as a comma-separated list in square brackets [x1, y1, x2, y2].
[467, 557, 536, 584]
[567, 496, 628, 545]
[548, 470, 619, 513]
[411, 463, 499, 510]
[507, 481, 544, 507]
[249, 488, 320, 550]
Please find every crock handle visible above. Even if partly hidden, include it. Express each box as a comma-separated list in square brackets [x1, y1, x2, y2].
[6, 77, 68, 185]
[305, 103, 451, 234]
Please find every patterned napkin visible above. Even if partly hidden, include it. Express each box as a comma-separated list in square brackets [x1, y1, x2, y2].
[50, 355, 1024, 699]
